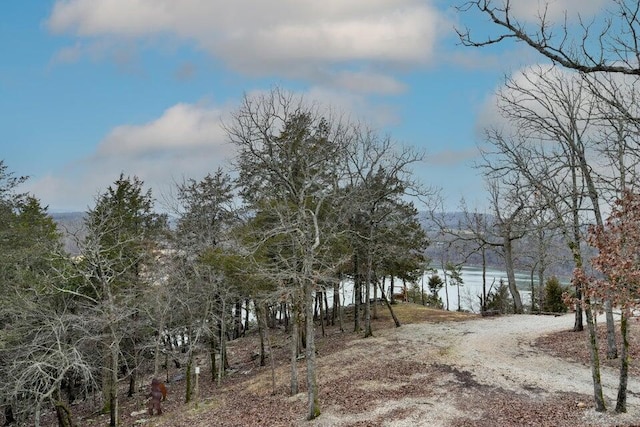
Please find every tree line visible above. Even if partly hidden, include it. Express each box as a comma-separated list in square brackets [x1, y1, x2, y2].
[0, 88, 431, 426]
[456, 0, 640, 415]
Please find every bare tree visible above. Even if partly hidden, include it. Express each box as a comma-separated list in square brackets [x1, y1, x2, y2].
[457, 0, 640, 75]
[0, 177, 95, 426]
[492, 66, 626, 354]
[485, 178, 533, 313]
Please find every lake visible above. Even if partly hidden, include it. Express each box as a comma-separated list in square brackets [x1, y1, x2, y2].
[332, 266, 541, 313]
[431, 266, 535, 312]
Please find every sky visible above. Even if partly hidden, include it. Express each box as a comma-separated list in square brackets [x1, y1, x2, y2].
[1, 0, 607, 213]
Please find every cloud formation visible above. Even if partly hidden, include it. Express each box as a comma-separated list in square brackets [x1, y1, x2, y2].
[47, 0, 445, 93]
[25, 87, 397, 212]
[27, 101, 233, 211]
[97, 103, 227, 158]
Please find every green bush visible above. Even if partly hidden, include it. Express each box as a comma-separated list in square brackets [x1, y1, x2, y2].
[543, 276, 567, 313]
[407, 282, 443, 308]
[485, 279, 512, 314]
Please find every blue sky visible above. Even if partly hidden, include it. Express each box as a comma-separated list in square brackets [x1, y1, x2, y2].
[1, 0, 605, 212]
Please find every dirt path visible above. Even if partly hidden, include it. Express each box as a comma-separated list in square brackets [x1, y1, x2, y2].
[420, 314, 640, 400]
[310, 314, 640, 427]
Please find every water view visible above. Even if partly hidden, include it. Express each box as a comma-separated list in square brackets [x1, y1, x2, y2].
[431, 266, 534, 313]
[333, 266, 543, 314]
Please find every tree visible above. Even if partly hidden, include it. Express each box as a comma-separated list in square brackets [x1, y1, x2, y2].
[457, 0, 640, 75]
[0, 165, 93, 427]
[226, 88, 354, 420]
[426, 274, 444, 308]
[169, 169, 240, 397]
[445, 262, 463, 312]
[543, 276, 567, 313]
[342, 128, 429, 335]
[54, 174, 165, 427]
[576, 190, 640, 413]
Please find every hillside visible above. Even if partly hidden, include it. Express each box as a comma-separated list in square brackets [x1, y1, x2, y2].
[46, 305, 640, 427]
[50, 211, 86, 254]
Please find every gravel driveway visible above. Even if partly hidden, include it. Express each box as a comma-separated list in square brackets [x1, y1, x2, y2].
[311, 313, 640, 427]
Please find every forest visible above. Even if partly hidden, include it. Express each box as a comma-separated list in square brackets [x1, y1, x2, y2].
[4, 1, 640, 425]
[0, 88, 435, 426]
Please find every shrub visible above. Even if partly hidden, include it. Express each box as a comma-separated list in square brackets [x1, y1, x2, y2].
[485, 279, 512, 314]
[543, 276, 567, 313]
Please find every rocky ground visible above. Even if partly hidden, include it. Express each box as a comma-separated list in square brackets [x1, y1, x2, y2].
[50, 305, 640, 426]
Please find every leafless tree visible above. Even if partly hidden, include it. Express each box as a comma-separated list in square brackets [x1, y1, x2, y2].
[0, 290, 95, 426]
[457, 0, 640, 75]
[494, 66, 629, 357]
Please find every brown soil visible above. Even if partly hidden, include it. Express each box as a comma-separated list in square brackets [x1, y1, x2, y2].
[42, 304, 640, 426]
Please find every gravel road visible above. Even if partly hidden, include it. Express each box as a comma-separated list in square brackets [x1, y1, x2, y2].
[311, 313, 640, 426]
[396, 314, 640, 426]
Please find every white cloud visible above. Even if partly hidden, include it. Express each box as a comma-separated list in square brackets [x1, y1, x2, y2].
[27, 101, 233, 212]
[47, 0, 445, 91]
[25, 88, 402, 211]
[97, 103, 227, 158]
[507, 0, 607, 22]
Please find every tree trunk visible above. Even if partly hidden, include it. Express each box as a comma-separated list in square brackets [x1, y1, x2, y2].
[261, 303, 277, 395]
[209, 334, 217, 383]
[34, 403, 41, 427]
[537, 261, 545, 314]
[389, 275, 395, 304]
[290, 299, 299, 396]
[443, 267, 450, 311]
[353, 254, 361, 332]
[304, 282, 320, 420]
[153, 326, 164, 378]
[244, 299, 250, 337]
[584, 298, 606, 412]
[569, 239, 584, 332]
[323, 292, 330, 326]
[481, 247, 487, 312]
[364, 279, 372, 337]
[378, 282, 401, 327]
[234, 300, 242, 339]
[605, 299, 618, 359]
[373, 278, 379, 319]
[318, 292, 325, 337]
[255, 302, 266, 366]
[573, 287, 584, 331]
[185, 350, 193, 403]
[127, 368, 136, 398]
[217, 299, 227, 386]
[334, 281, 343, 332]
[4, 405, 15, 426]
[54, 387, 74, 427]
[503, 236, 523, 313]
[615, 309, 630, 413]
[109, 344, 118, 427]
[364, 244, 373, 337]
